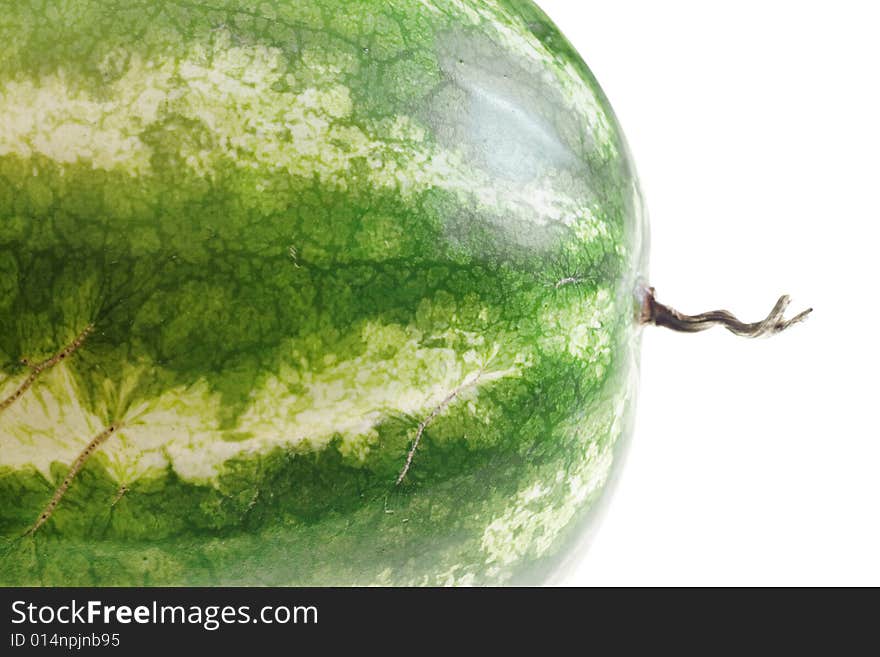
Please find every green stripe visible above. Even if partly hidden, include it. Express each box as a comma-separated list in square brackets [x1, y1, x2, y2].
[0, 355, 636, 585]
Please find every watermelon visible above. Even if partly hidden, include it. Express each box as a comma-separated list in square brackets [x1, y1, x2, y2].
[0, 0, 647, 585]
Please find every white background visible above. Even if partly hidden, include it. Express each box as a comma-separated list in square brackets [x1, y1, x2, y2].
[538, 0, 880, 585]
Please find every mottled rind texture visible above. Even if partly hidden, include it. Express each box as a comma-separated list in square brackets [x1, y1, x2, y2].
[0, 0, 647, 585]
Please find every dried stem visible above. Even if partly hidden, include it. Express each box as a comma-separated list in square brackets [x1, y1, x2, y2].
[640, 288, 812, 338]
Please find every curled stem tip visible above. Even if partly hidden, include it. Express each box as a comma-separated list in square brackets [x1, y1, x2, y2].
[640, 287, 812, 338]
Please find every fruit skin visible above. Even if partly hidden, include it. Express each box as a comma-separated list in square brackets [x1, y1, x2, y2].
[0, 0, 647, 585]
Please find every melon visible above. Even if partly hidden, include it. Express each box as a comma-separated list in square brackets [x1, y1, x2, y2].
[0, 0, 648, 585]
